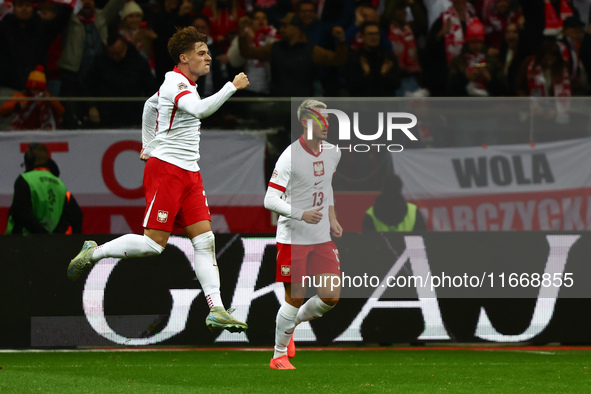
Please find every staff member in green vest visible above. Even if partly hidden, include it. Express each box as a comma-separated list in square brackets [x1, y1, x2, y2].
[363, 173, 426, 232]
[6, 143, 82, 235]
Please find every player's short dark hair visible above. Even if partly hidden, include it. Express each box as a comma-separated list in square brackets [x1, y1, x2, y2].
[168, 26, 207, 64]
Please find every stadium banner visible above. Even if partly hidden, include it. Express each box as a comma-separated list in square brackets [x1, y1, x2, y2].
[392, 138, 591, 231]
[0, 130, 273, 234]
[1, 233, 590, 348]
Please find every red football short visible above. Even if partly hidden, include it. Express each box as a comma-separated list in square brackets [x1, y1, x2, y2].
[143, 157, 211, 231]
[276, 241, 341, 283]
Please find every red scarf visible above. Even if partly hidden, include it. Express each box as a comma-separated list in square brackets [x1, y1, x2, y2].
[388, 23, 421, 73]
[253, 26, 277, 47]
[442, 4, 477, 65]
[465, 52, 487, 91]
[481, 0, 522, 50]
[77, 13, 96, 24]
[526, 58, 571, 97]
[544, 0, 573, 36]
[11, 98, 58, 130]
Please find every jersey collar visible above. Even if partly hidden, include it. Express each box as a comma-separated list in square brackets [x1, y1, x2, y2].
[33, 167, 51, 172]
[299, 135, 322, 158]
[173, 66, 196, 86]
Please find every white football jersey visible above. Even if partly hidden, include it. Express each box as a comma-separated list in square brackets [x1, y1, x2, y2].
[269, 136, 341, 244]
[142, 67, 236, 171]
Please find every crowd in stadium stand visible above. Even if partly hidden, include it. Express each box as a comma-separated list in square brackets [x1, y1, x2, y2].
[1, 0, 591, 130]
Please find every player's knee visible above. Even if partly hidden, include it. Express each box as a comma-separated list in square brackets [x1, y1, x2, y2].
[144, 234, 164, 256]
[191, 230, 215, 251]
[285, 296, 305, 308]
[321, 297, 339, 307]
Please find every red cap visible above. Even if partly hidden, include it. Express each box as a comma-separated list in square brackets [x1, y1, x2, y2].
[465, 19, 485, 43]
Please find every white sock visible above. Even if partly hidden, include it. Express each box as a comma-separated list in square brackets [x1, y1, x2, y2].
[191, 231, 223, 308]
[294, 295, 334, 326]
[91, 234, 163, 262]
[273, 302, 299, 359]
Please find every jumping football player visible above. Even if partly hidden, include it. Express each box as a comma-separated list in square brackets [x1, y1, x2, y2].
[67, 26, 249, 333]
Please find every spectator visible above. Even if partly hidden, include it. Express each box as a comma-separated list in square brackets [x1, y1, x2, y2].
[423, 0, 479, 96]
[382, 0, 429, 45]
[516, 37, 571, 97]
[362, 173, 427, 232]
[58, 0, 126, 128]
[346, 2, 392, 51]
[387, 0, 424, 96]
[498, 22, 526, 95]
[227, 9, 277, 96]
[518, 0, 580, 55]
[152, 0, 193, 82]
[557, 15, 589, 94]
[238, 12, 347, 97]
[0, 0, 69, 119]
[297, 0, 330, 47]
[242, 0, 287, 27]
[345, 21, 400, 96]
[86, 34, 158, 128]
[5, 143, 82, 235]
[580, 10, 591, 94]
[447, 19, 506, 96]
[118, 1, 158, 75]
[39, 1, 67, 96]
[0, 66, 65, 130]
[317, 0, 356, 27]
[481, 0, 523, 52]
[202, 0, 246, 45]
[296, 1, 338, 95]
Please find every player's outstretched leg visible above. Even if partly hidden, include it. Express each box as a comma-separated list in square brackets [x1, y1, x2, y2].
[205, 307, 248, 333]
[67, 240, 97, 281]
[67, 234, 164, 281]
[270, 355, 295, 370]
[287, 334, 296, 358]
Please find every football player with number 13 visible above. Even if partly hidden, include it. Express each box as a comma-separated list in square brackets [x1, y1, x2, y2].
[264, 99, 343, 369]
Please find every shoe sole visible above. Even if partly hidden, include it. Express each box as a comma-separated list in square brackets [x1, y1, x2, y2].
[67, 241, 96, 281]
[206, 320, 248, 333]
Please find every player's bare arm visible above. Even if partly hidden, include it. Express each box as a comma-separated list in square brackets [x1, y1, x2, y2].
[328, 205, 342, 237]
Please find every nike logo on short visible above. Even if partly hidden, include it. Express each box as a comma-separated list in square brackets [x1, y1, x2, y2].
[285, 330, 294, 335]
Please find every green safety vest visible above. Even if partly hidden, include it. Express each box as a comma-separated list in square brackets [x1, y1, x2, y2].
[6, 170, 67, 235]
[366, 202, 417, 232]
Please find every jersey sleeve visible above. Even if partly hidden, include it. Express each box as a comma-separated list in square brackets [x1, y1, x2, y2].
[176, 81, 237, 119]
[264, 148, 304, 220]
[264, 187, 303, 220]
[141, 92, 159, 148]
[268, 148, 291, 192]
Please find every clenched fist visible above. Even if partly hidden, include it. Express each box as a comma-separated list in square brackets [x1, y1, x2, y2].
[232, 72, 250, 90]
[332, 26, 345, 43]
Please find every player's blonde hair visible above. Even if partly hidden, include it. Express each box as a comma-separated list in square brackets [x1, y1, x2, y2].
[297, 99, 327, 121]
